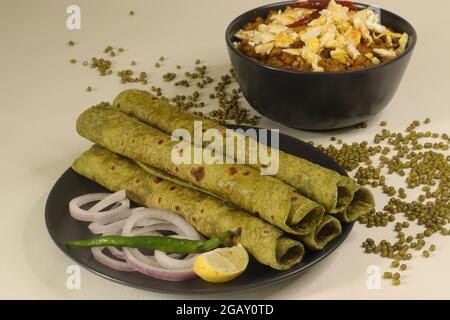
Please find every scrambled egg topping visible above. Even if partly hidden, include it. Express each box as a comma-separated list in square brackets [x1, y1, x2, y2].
[235, 0, 409, 72]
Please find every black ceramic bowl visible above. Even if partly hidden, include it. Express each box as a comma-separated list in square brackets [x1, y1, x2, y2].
[226, 1, 417, 130]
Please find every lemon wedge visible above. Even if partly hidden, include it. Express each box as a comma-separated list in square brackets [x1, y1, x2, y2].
[193, 244, 249, 283]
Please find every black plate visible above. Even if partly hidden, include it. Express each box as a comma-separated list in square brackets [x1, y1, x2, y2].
[45, 125, 353, 295]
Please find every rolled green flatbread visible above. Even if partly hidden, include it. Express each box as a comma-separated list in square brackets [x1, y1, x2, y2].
[337, 187, 374, 223]
[299, 215, 342, 251]
[112, 89, 374, 218]
[72, 145, 305, 270]
[137, 161, 324, 233]
[76, 106, 324, 235]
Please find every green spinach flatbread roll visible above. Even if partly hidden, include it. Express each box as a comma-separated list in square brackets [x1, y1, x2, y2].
[336, 187, 374, 223]
[112, 89, 374, 218]
[76, 106, 324, 235]
[72, 145, 305, 270]
[299, 215, 342, 251]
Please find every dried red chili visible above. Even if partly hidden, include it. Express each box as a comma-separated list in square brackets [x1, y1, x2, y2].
[287, 10, 321, 28]
[291, 0, 329, 10]
[336, 1, 358, 11]
[290, 0, 357, 11]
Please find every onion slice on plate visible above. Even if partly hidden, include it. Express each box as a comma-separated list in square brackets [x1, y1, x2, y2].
[91, 247, 134, 272]
[88, 218, 128, 235]
[126, 208, 201, 240]
[69, 191, 203, 281]
[154, 251, 198, 270]
[123, 248, 196, 281]
[89, 190, 126, 212]
[121, 209, 197, 281]
[69, 191, 130, 223]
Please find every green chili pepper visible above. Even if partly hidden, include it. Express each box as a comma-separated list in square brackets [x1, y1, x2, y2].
[66, 231, 232, 254]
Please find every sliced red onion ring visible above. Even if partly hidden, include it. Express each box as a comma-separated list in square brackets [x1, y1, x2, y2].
[89, 218, 128, 235]
[154, 251, 198, 269]
[127, 248, 158, 265]
[91, 247, 134, 272]
[123, 248, 196, 281]
[126, 208, 200, 240]
[90, 218, 168, 235]
[107, 246, 126, 260]
[89, 190, 126, 212]
[106, 229, 165, 260]
[154, 234, 199, 269]
[69, 192, 130, 223]
[69, 192, 202, 281]
[135, 218, 166, 227]
[121, 209, 197, 280]
[129, 224, 183, 236]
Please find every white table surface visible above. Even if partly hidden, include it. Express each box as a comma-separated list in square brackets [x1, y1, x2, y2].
[1, 0, 449, 300]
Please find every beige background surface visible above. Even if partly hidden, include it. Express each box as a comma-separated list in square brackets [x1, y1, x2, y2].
[0, 0, 449, 299]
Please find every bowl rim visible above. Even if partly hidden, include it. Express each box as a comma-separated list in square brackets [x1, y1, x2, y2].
[225, 1, 418, 75]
